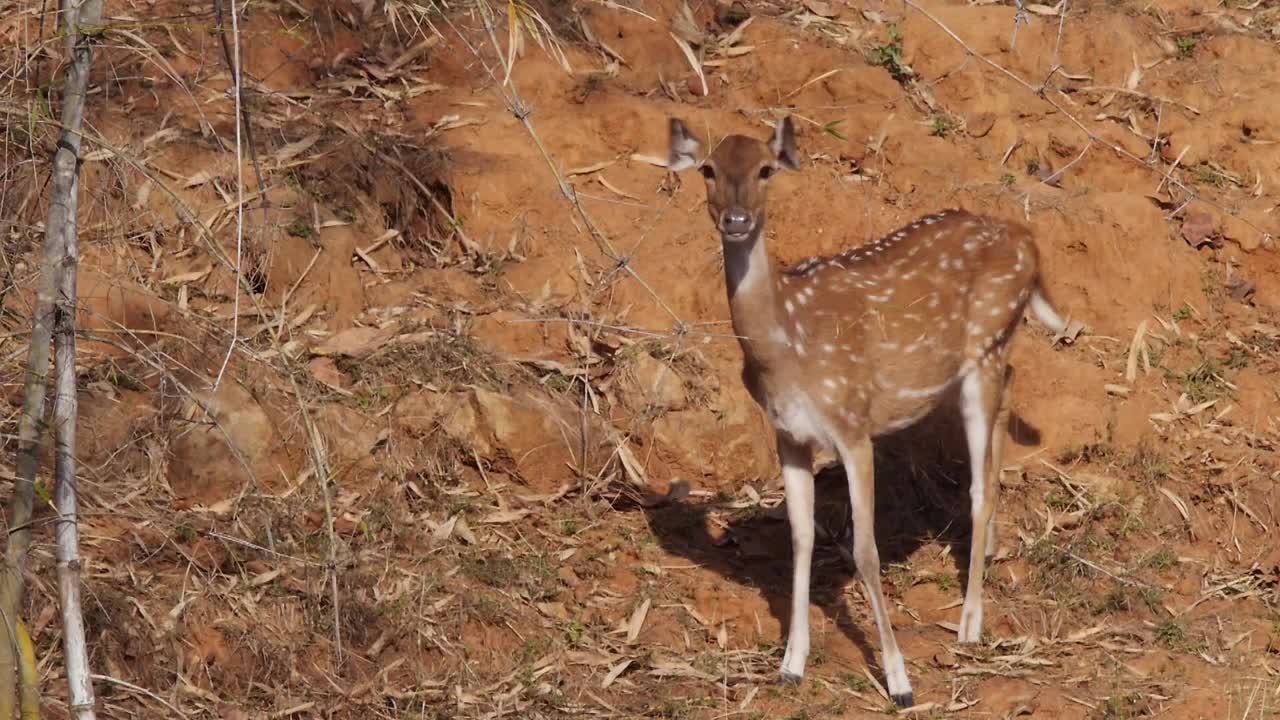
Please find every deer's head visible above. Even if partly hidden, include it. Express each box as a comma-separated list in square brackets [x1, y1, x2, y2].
[667, 116, 800, 243]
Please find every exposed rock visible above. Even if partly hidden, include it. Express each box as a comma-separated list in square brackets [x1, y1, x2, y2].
[619, 353, 687, 412]
[394, 385, 609, 492]
[169, 380, 293, 506]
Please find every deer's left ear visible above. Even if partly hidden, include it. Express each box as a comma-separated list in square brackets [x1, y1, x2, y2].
[769, 116, 800, 171]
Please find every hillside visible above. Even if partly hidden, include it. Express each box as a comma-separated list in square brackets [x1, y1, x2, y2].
[2, 0, 1279, 717]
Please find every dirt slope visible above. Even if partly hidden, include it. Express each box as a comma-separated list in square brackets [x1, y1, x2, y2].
[2, 0, 1279, 718]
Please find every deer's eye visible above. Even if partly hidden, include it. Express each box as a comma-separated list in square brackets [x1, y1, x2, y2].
[759, 166, 775, 180]
[699, 165, 716, 180]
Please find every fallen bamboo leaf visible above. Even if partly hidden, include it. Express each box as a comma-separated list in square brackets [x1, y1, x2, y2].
[1157, 486, 1190, 523]
[454, 515, 477, 544]
[161, 267, 212, 286]
[630, 153, 669, 168]
[250, 568, 284, 587]
[273, 133, 321, 164]
[671, 1, 703, 44]
[597, 175, 640, 201]
[183, 169, 213, 187]
[1027, 1, 1064, 15]
[312, 325, 398, 358]
[481, 509, 531, 524]
[602, 658, 632, 688]
[626, 598, 651, 643]
[568, 160, 614, 176]
[786, 68, 841, 99]
[669, 33, 708, 96]
[802, 0, 837, 17]
[1125, 320, 1148, 383]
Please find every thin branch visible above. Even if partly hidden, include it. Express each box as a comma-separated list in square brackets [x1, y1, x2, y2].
[210, 0, 246, 396]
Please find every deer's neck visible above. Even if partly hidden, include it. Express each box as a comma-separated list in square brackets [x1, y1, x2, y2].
[722, 227, 788, 367]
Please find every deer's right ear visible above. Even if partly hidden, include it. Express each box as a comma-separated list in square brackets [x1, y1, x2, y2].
[667, 118, 704, 172]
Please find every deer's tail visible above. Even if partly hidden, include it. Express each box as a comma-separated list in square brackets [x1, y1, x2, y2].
[1028, 274, 1067, 334]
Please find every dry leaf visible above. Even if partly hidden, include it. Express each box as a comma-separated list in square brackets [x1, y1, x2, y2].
[631, 153, 670, 168]
[967, 112, 996, 138]
[161, 267, 211, 286]
[669, 33, 708, 96]
[273, 133, 321, 164]
[481, 509, 531, 524]
[183, 170, 213, 187]
[626, 598, 651, 643]
[1157, 486, 1191, 523]
[597, 175, 640, 201]
[536, 602, 570, 621]
[568, 160, 614, 176]
[1180, 211, 1219, 248]
[454, 515, 477, 544]
[1125, 320, 1148, 383]
[861, 0, 903, 23]
[802, 0, 837, 17]
[671, 1, 704, 45]
[308, 357, 351, 391]
[432, 515, 458, 544]
[312, 325, 398, 358]
[602, 659, 633, 688]
[1036, 162, 1063, 187]
[1026, 1, 1064, 15]
[1224, 277, 1256, 302]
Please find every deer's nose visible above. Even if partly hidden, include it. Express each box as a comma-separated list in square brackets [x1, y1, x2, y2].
[720, 209, 753, 236]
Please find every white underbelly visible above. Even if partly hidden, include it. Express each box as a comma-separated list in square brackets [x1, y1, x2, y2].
[768, 393, 828, 446]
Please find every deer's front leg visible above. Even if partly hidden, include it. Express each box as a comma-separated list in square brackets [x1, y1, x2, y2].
[777, 433, 815, 684]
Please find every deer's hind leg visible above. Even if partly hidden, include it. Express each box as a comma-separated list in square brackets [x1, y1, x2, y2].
[957, 352, 1011, 644]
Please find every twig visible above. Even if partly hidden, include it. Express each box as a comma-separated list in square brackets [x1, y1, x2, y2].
[90, 674, 189, 719]
[210, 0, 246, 397]
[212, 0, 268, 202]
[1077, 86, 1201, 115]
[290, 370, 344, 669]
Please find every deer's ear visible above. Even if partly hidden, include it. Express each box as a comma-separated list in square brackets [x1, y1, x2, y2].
[668, 118, 705, 172]
[769, 116, 800, 170]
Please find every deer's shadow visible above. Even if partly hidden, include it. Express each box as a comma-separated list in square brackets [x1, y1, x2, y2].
[637, 392, 1042, 677]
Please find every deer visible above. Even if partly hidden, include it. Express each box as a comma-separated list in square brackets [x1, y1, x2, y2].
[666, 115, 1067, 707]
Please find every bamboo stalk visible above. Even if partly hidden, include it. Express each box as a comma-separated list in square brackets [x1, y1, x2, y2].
[46, 2, 105, 718]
